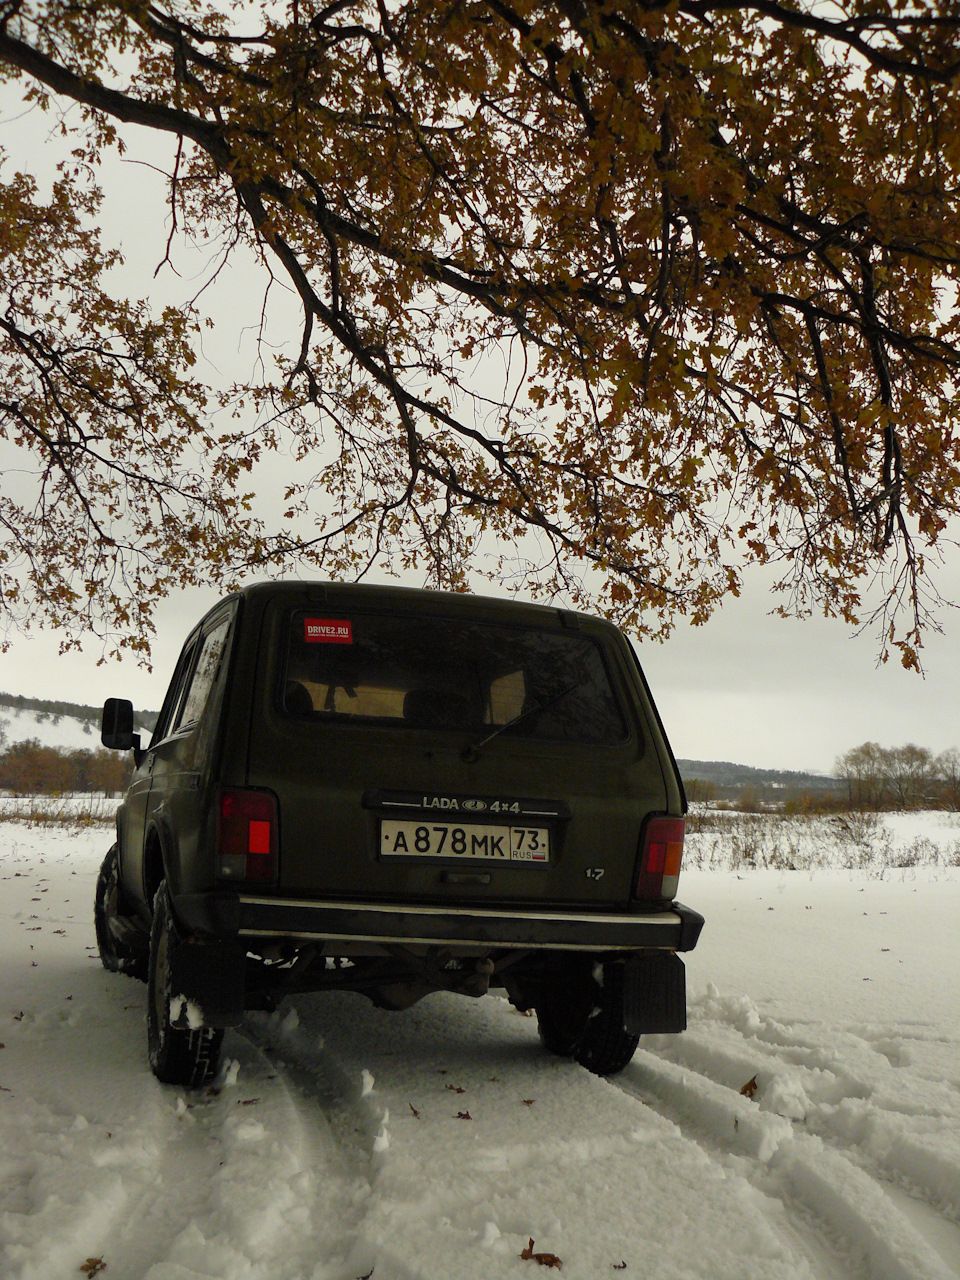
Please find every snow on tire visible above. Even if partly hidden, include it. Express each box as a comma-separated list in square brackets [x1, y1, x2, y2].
[536, 957, 640, 1076]
[147, 881, 223, 1087]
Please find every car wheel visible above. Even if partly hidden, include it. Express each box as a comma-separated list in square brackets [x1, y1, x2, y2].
[535, 956, 594, 1057]
[94, 844, 147, 981]
[147, 882, 223, 1087]
[535, 957, 640, 1076]
[572, 962, 641, 1076]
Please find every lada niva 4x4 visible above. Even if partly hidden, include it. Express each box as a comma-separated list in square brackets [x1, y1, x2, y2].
[96, 582, 703, 1085]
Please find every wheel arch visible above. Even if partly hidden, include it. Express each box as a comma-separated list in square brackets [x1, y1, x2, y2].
[143, 823, 177, 913]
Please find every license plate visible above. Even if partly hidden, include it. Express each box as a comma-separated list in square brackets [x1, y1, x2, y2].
[380, 819, 550, 862]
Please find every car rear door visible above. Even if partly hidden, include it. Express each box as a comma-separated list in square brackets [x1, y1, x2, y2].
[244, 592, 672, 910]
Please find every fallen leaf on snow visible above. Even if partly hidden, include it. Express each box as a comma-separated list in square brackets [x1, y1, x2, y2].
[455, 1110, 472, 1120]
[520, 1238, 563, 1269]
[79, 1259, 106, 1276]
[409, 1102, 421, 1119]
[739, 1075, 758, 1100]
[445, 1083, 466, 1094]
[522, 1099, 536, 1106]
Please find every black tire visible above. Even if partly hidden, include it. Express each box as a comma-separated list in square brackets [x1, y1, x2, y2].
[94, 844, 148, 981]
[147, 882, 224, 1087]
[536, 956, 594, 1058]
[536, 958, 640, 1077]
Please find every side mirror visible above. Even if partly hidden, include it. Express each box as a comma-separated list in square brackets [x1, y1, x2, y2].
[101, 698, 142, 760]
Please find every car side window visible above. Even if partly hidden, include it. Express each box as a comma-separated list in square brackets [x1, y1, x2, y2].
[148, 635, 200, 746]
[168, 616, 231, 736]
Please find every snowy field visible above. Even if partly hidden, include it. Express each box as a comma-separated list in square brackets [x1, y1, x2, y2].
[1, 816, 959, 1280]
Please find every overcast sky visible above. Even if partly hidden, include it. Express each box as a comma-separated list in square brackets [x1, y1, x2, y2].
[3, 560, 959, 776]
[2, 92, 959, 777]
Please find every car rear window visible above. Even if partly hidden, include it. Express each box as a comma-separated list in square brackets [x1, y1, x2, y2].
[282, 610, 629, 745]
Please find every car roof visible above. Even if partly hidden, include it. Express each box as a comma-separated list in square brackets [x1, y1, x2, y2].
[216, 580, 621, 635]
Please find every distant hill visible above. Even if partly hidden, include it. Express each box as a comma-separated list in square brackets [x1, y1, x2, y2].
[678, 758, 842, 799]
[0, 693, 157, 748]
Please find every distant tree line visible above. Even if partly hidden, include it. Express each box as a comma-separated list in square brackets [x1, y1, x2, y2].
[0, 738, 132, 796]
[833, 743, 960, 811]
[684, 742, 960, 813]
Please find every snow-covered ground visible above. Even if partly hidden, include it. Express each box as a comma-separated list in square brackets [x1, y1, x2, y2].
[1, 816, 958, 1280]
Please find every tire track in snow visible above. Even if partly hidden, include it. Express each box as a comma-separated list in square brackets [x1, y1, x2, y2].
[93, 1019, 375, 1280]
[661, 991, 960, 1222]
[622, 991, 960, 1280]
[257, 990, 879, 1280]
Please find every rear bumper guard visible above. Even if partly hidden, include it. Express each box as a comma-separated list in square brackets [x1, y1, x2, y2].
[176, 891, 704, 953]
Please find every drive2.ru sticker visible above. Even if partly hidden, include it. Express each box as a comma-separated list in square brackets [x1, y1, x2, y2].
[304, 618, 353, 643]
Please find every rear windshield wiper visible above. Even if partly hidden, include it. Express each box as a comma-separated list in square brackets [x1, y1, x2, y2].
[461, 683, 579, 762]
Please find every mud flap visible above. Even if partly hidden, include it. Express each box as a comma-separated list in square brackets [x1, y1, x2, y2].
[167, 937, 246, 1029]
[622, 952, 687, 1036]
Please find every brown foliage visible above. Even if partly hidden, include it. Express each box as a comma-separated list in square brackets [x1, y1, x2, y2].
[2, 4, 960, 661]
[0, 740, 130, 795]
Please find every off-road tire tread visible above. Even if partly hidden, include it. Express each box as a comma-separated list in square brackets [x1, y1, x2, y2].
[147, 882, 224, 1087]
[94, 844, 148, 981]
[535, 959, 640, 1077]
[573, 964, 641, 1076]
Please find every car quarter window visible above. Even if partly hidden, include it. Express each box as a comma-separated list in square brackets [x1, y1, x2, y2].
[168, 615, 232, 737]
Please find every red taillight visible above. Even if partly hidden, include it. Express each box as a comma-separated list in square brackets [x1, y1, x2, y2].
[218, 789, 278, 883]
[635, 815, 685, 901]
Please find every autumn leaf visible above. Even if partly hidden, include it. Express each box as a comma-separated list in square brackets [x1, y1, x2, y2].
[79, 1260, 106, 1277]
[455, 1111, 472, 1120]
[445, 1084, 466, 1094]
[520, 1238, 563, 1270]
[408, 1102, 421, 1119]
[740, 1075, 759, 1100]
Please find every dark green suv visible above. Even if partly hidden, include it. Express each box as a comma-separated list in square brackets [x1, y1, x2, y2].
[96, 582, 702, 1085]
